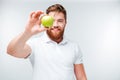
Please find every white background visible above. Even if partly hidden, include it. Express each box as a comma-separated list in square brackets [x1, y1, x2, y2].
[0, 0, 120, 80]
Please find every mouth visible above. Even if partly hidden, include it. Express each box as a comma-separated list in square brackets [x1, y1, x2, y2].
[51, 28, 60, 32]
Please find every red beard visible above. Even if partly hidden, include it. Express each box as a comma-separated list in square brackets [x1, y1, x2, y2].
[47, 27, 64, 41]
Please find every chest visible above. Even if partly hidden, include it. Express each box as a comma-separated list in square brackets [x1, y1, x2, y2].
[34, 43, 76, 67]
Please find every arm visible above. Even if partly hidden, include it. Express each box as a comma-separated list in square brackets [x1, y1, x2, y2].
[7, 32, 32, 58]
[74, 64, 87, 80]
[7, 11, 46, 58]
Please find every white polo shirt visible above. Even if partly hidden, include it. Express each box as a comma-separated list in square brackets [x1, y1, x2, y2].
[27, 31, 83, 80]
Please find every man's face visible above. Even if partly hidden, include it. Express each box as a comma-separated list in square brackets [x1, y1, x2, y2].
[47, 12, 66, 40]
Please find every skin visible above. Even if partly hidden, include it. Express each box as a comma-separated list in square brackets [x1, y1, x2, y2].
[7, 10, 87, 80]
[47, 12, 66, 43]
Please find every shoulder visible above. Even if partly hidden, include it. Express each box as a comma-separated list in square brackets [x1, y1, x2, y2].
[26, 35, 43, 46]
[27, 37, 40, 43]
[66, 38, 80, 47]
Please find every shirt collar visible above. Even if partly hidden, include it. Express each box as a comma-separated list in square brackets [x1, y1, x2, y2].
[41, 31, 68, 45]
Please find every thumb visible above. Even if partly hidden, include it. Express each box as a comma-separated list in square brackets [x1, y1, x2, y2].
[38, 27, 47, 32]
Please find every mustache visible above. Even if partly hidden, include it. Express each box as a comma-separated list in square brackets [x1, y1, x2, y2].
[51, 26, 60, 30]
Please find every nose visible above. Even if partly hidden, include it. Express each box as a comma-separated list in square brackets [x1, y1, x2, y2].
[52, 21, 59, 28]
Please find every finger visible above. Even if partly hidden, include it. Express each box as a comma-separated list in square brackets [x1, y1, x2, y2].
[30, 11, 35, 18]
[38, 27, 47, 32]
[34, 11, 44, 18]
[36, 10, 44, 15]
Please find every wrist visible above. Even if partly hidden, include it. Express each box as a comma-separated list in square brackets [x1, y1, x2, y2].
[23, 30, 33, 39]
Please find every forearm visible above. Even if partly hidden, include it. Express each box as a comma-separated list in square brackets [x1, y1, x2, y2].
[76, 77, 87, 80]
[7, 30, 32, 55]
[74, 64, 87, 80]
[76, 74, 87, 80]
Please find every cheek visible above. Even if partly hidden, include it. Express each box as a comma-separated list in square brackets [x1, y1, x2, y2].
[60, 23, 66, 28]
[60, 23, 66, 27]
[61, 25, 66, 30]
[61, 27, 65, 31]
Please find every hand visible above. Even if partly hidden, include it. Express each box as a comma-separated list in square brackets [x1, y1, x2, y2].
[25, 10, 47, 36]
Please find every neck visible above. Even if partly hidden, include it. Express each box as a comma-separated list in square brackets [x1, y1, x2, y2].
[53, 37, 63, 44]
[47, 34, 63, 44]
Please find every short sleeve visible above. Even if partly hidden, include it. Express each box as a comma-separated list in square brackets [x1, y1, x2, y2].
[74, 44, 83, 64]
[26, 38, 35, 65]
[26, 38, 35, 54]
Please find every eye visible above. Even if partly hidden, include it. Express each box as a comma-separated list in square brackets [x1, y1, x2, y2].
[58, 19, 64, 23]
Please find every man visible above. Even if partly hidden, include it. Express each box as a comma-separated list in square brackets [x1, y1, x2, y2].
[7, 4, 87, 80]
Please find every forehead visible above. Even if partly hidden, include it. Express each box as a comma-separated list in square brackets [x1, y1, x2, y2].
[48, 12, 65, 19]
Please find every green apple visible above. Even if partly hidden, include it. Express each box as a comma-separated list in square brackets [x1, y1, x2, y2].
[41, 15, 54, 28]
